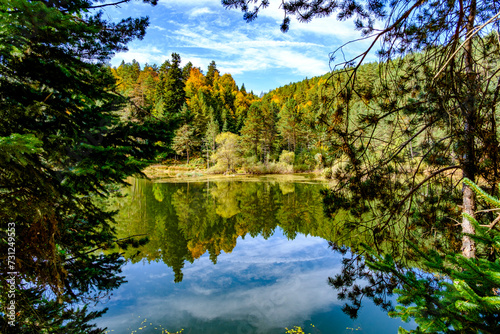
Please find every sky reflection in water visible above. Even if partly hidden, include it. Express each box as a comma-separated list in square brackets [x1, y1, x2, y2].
[94, 179, 412, 334]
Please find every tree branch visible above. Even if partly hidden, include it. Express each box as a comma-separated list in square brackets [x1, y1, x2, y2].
[65, 233, 148, 263]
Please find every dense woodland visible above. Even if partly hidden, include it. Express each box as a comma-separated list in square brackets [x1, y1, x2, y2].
[112, 55, 381, 174]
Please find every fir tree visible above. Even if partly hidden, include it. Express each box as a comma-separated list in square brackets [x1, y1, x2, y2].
[162, 53, 186, 117]
[206, 60, 219, 87]
[241, 103, 264, 159]
[0, 0, 163, 331]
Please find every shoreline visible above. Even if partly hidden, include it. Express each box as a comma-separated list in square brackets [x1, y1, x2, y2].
[141, 164, 326, 183]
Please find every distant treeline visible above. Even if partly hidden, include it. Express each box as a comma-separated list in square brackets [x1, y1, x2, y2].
[112, 53, 382, 174]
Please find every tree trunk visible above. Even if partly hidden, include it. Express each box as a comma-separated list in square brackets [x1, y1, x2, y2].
[461, 0, 477, 258]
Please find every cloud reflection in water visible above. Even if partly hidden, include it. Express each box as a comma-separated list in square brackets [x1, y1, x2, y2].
[95, 230, 342, 333]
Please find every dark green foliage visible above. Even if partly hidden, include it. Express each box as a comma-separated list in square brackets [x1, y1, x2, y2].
[328, 180, 500, 332]
[161, 53, 186, 117]
[0, 286, 108, 334]
[240, 103, 264, 158]
[206, 60, 219, 87]
[0, 0, 165, 332]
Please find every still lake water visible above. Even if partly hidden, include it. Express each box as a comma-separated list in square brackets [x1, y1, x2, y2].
[95, 176, 414, 333]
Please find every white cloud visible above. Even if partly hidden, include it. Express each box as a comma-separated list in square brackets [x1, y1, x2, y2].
[109, 0, 378, 92]
[95, 232, 340, 333]
[150, 25, 166, 31]
[188, 7, 216, 18]
[165, 20, 330, 77]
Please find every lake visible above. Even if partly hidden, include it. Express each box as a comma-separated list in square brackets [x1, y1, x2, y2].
[94, 176, 414, 333]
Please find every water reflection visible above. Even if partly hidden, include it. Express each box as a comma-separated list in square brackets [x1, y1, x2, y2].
[112, 178, 330, 282]
[97, 177, 412, 333]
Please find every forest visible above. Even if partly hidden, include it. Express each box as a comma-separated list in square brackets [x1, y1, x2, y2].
[111, 55, 377, 175]
[2, 0, 500, 333]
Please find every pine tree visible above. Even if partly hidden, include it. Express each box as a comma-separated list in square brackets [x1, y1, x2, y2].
[206, 60, 219, 87]
[241, 103, 264, 159]
[363, 179, 500, 333]
[223, 0, 500, 259]
[204, 117, 220, 168]
[277, 98, 302, 152]
[172, 124, 199, 164]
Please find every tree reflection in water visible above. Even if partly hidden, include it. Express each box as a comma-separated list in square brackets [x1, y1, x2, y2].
[109, 177, 493, 332]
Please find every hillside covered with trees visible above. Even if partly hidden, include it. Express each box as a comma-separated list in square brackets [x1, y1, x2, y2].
[112, 55, 382, 174]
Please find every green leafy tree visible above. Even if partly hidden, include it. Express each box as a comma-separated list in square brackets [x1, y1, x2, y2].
[0, 0, 162, 332]
[172, 124, 199, 164]
[211, 132, 241, 173]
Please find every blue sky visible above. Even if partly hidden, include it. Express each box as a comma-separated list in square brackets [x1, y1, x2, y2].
[105, 0, 377, 94]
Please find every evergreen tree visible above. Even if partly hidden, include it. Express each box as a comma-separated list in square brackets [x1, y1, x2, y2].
[204, 117, 220, 168]
[277, 98, 302, 152]
[206, 60, 219, 87]
[162, 52, 186, 116]
[240, 103, 264, 159]
[182, 61, 193, 82]
[357, 179, 500, 333]
[0, 0, 162, 331]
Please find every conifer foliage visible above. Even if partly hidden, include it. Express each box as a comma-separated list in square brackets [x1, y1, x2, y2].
[0, 0, 161, 332]
[365, 179, 500, 333]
